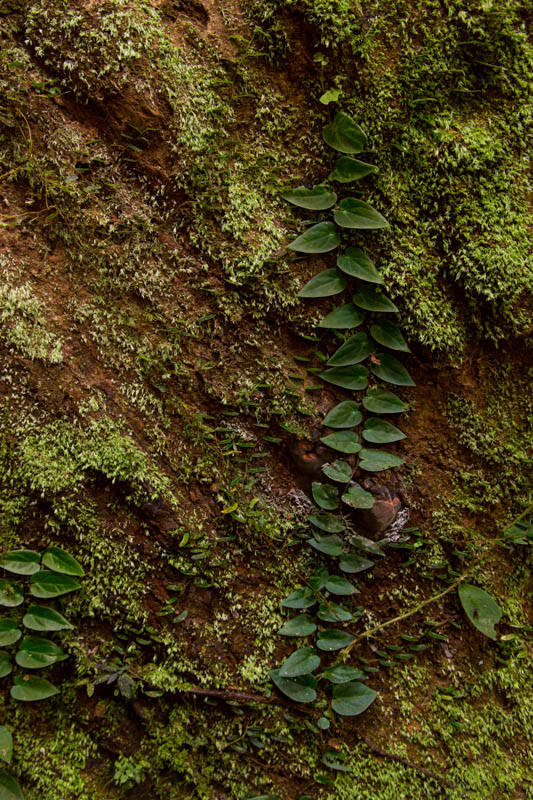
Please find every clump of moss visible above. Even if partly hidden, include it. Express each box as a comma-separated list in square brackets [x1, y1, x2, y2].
[0, 280, 63, 363]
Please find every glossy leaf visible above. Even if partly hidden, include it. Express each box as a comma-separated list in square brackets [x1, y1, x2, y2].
[371, 353, 415, 386]
[308, 514, 344, 533]
[317, 630, 354, 651]
[327, 333, 374, 367]
[10, 675, 59, 701]
[15, 636, 68, 669]
[42, 546, 84, 577]
[363, 388, 408, 414]
[329, 157, 378, 183]
[318, 366, 369, 391]
[0, 620, 21, 647]
[312, 483, 339, 510]
[334, 198, 389, 230]
[317, 602, 353, 623]
[22, 605, 73, 632]
[0, 770, 24, 800]
[352, 286, 398, 313]
[0, 727, 12, 764]
[0, 653, 12, 679]
[308, 534, 344, 556]
[281, 588, 317, 609]
[323, 401, 362, 429]
[270, 669, 317, 703]
[0, 549, 40, 576]
[339, 553, 375, 573]
[322, 665, 367, 684]
[359, 448, 404, 472]
[29, 571, 80, 599]
[322, 460, 353, 483]
[362, 418, 406, 444]
[279, 615, 317, 637]
[320, 431, 361, 453]
[331, 681, 377, 716]
[458, 584, 503, 639]
[298, 269, 347, 298]
[337, 247, 383, 283]
[341, 485, 374, 509]
[322, 112, 367, 154]
[349, 534, 385, 557]
[281, 185, 337, 210]
[0, 581, 23, 608]
[325, 575, 358, 595]
[318, 304, 364, 329]
[279, 646, 321, 677]
[370, 319, 410, 352]
[287, 222, 341, 253]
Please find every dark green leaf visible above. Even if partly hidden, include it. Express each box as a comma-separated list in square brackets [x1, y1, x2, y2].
[22, 605, 73, 632]
[317, 602, 353, 623]
[458, 584, 503, 639]
[0, 727, 12, 764]
[279, 647, 321, 677]
[298, 269, 347, 298]
[308, 535, 344, 556]
[329, 157, 378, 183]
[359, 448, 404, 472]
[331, 681, 377, 715]
[341, 485, 374, 509]
[323, 401, 361, 428]
[288, 222, 341, 253]
[10, 675, 59, 701]
[322, 665, 367, 684]
[363, 388, 408, 414]
[309, 567, 329, 592]
[320, 430, 361, 454]
[352, 286, 398, 313]
[30, 571, 80, 599]
[15, 636, 68, 669]
[281, 588, 316, 609]
[337, 247, 383, 283]
[312, 483, 339, 510]
[371, 353, 415, 386]
[0, 620, 21, 647]
[0, 549, 40, 575]
[279, 615, 317, 637]
[318, 304, 364, 329]
[317, 630, 354, 651]
[0, 770, 24, 800]
[339, 553, 375, 573]
[322, 749, 351, 771]
[270, 669, 317, 703]
[349, 534, 386, 556]
[370, 320, 410, 352]
[308, 514, 344, 533]
[0, 653, 12, 679]
[327, 333, 373, 367]
[0, 581, 23, 608]
[322, 112, 367, 154]
[322, 460, 353, 483]
[362, 418, 406, 444]
[334, 198, 389, 230]
[318, 366, 369, 391]
[42, 546, 85, 577]
[325, 575, 358, 595]
[281, 185, 337, 210]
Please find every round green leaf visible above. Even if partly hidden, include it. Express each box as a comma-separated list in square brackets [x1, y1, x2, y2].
[308, 534, 344, 556]
[322, 460, 353, 483]
[0, 770, 24, 800]
[370, 320, 410, 352]
[42, 546, 84, 577]
[281, 588, 317, 610]
[352, 286, 398, 313]
[318, 366, 369, 391]
[318, 304, 364, 329]
[288, 222, 341, 253]
[458, 584, 503, 639]
[15, 636, 68, 669]
[363, 388, 408, 414]
[279, 615, 317, 637]
[317, 602, 353, 623]
[317, 716, 330, 730]
[320, 431, 361, 454]
[339, 553, 375, 573]
[322, 112, 367, 154]
[362, 418, 406, 444]
[371, 353, 415, 386]
[312, 483, 339, 510]
[298, 269, 347, 298]
[270, 669, 317, 703]
[0, 620, 21, 648]
[0, 727, 13, 765]
[323, 665, 367, 684]
[334, 198, 389, 230]
[29, 571, 81, 599]
[327, 333, 373, 367]
[331, 681, 377, 716]
[0, 581, 23, 608]
[308, 514, 344, 533]
[281, 185, 337, 210]
[22, 605, 73, 632]
[0, 550, 40, 576]
[359, 448, 404, 472]
[329, 157, 378, 183]
[10, 675, 59, 701]
[325, 575, 358, 595]
[337, 247, 383, 283]
[279, 646, 321, 677]
[323, 401, 362, 429]
[341, 485, 374, 509]
[0, 653, 12, 679]
[317, 630, 354, 651]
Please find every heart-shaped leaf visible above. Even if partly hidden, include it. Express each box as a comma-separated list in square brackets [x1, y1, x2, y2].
[349, 534, 385, 557]
[325, 575, 358, 595]
[322, 460, 353, 483]
[29, 571, 80, 599]
[363, 388, 408, 414]
[0, 581, 23, 608]
[281, 185, 337, 210]
[370, 320, 410, 352]
[270, 669, 317, 703]
[288, 222, 341, 253]
[371, 353, 415, 386]
[331, 681, 377, 715]
[337, 247, 383, 283]
[352, 286, 398, 313]
[341, 485, 374, 509]
[339, 553, 375, 573]
[317, 602, 353, 623]
[363, 418, 406, 444]
[322, 665, 367, 684]
[320, 431, 361, 454]
[309, 567, 329, 592]
[0, 549, 40, 575]
[329, 157, 378, 183]
[327, 333, 374, 367]
[281, 588, 317, 609]
[334, 198, 389, 230]
[0, 620, 21, 647]
[359, 448, 404, 472]
[279, 646, 321, 677]
[10, 675, 59, 701]
[279, 615, 317, 637]
[0, 653, 12, 678]
[317, 630, 355, 651]
[22, 605, 73, 632]
[298, 269, 347, 298]
[458, 584, 503, 639]
[312, 483, 339, 510]
[42, 546, 85, 577]
[323, 112, 367, 154]
[15, 636, 68, 669]
[308, 514, 344, 533]
[308, 534, 344, 556]
[0, 770, 24, 800]
[318, 366, 369, 391]
[323, 401, 362, 429]
[318, 304, 364, 329]
[0, 727, 13, 764]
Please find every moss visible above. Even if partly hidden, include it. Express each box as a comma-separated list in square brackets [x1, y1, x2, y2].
[0, 277, 63, 363]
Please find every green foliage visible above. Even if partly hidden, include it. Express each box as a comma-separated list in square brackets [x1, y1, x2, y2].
[458, 584, 503, 639]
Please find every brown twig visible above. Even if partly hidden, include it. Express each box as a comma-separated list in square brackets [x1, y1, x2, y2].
[181, 686, 273, 704]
